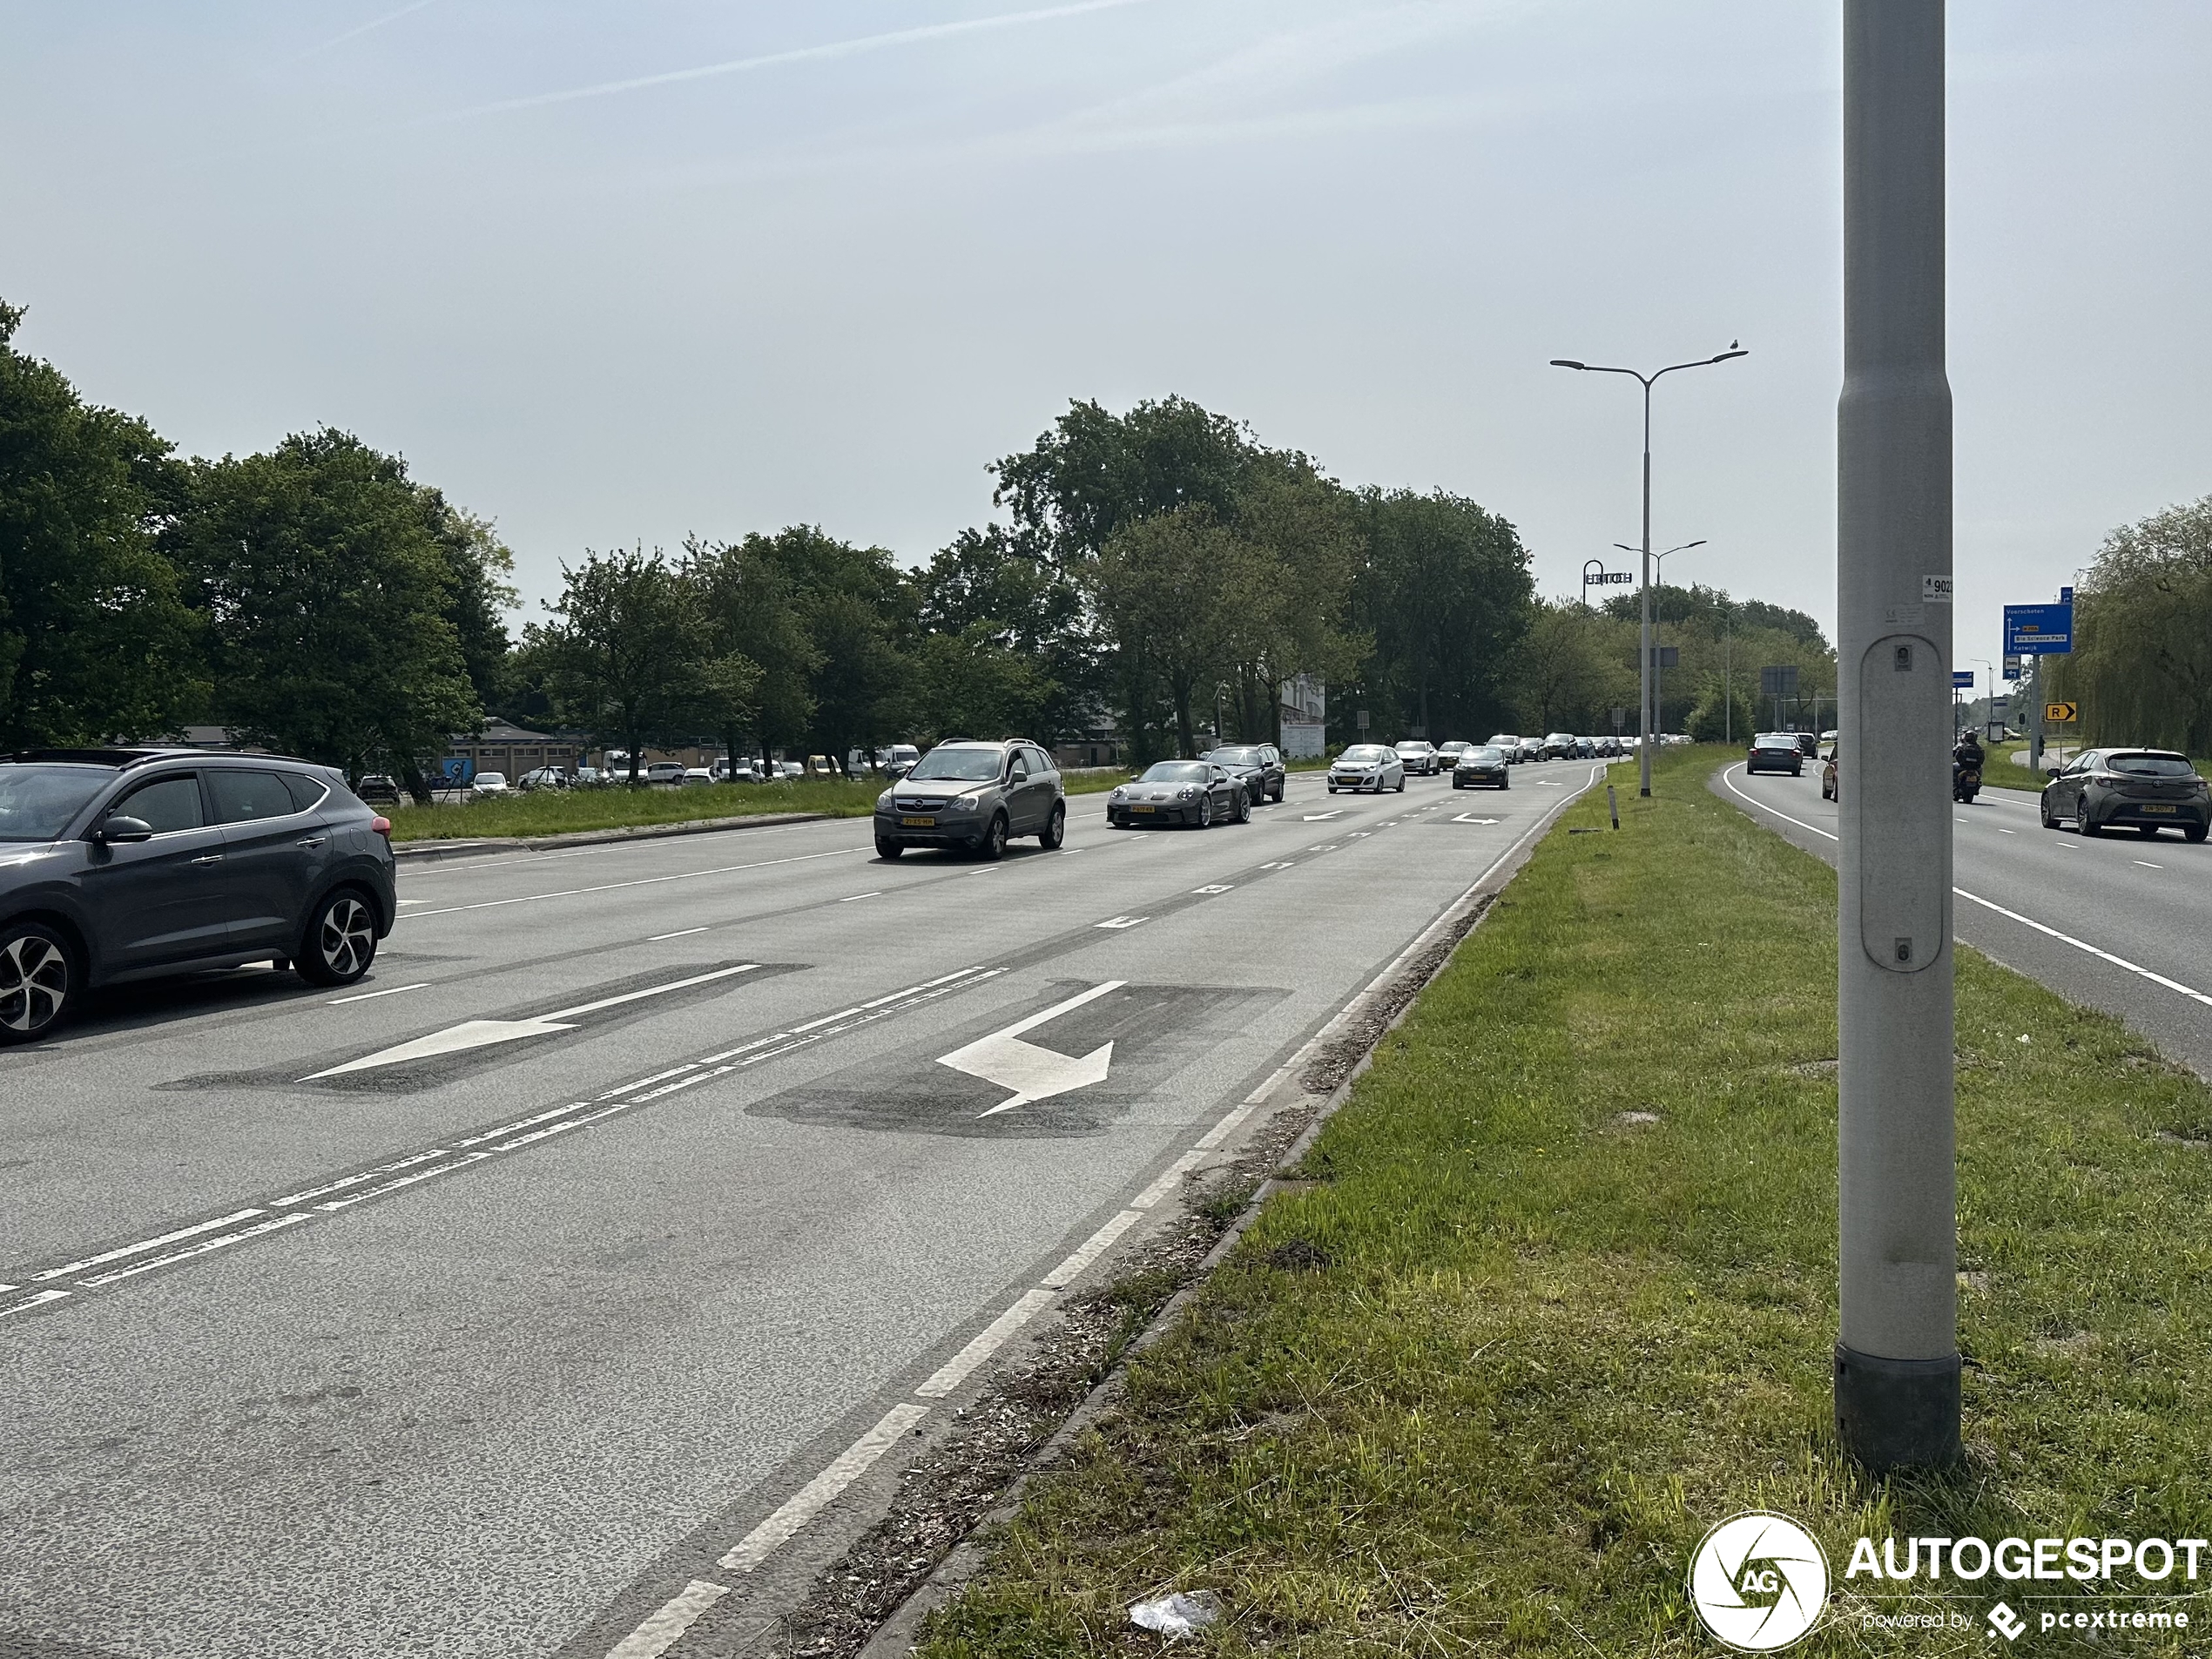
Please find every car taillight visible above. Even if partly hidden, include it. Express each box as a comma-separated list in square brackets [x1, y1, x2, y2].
[371, 815, 392, 838]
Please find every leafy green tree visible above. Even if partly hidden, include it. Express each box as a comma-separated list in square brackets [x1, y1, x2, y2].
[685, 535, 819, 769]
[1222, 462, 1368, 742]
[0, 300, 204, 748]
[527, 546, 719, 784]
[911, 525, 1095, 746]
[2059, 496, 2212, 754]
[170, 428, 483, 795]
[1095, 506, 1252, 758]
[1357, 489, 1534, 741]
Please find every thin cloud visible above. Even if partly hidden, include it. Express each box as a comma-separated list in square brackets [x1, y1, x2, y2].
[414, 0, 1159, 129]
[289, 0, 443, 64]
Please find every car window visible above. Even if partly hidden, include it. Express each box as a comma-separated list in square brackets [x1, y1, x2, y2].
[282, 772, 330, 812]
[1140, 762, 1209, 783]
[0, 765, 113, 843]
[210, 768, 301, 824]
[2108, 753, 2196, 778]
[1008, 753, 1029, 781]
[907, 748, 1002, 782]
[115, 773, 205, 833]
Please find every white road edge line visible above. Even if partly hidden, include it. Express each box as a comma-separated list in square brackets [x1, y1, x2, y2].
[604, 1579, 731, 1659]
[717, 1403, 932, 1574]
[1720, 765, 2212, 1012]
[914, 1287, 1057, 1399]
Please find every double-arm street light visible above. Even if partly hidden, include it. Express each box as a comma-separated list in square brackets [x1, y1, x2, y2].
[1553, 347, 1747, 795]
[1617, 537, 1704, 739]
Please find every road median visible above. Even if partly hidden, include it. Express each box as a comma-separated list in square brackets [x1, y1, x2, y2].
[907, 746, 2212, 1656]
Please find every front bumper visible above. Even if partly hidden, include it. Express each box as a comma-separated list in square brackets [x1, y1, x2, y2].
[873, 809, 986, 846]
[1455, 770, 1507, 786]
[1108, 801, 1198, 826]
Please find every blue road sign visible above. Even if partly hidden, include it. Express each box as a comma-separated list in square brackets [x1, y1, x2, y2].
[436, 756, 474, 786]
[2003, 603, 2073, 655]
[1952, 671, 1974, 688]
[2003, 653, 2021, 680]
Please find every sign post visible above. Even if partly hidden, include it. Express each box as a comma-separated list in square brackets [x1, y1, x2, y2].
[2004, 597, 2074, 774]
[1835, 0, 1959, 1470]
[1759, 664, 1798, 734]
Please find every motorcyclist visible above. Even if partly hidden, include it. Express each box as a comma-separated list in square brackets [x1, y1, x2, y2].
[1953, 729, 1985, 771]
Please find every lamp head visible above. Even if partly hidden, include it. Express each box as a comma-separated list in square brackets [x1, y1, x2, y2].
[1549, 359, 1586, 370]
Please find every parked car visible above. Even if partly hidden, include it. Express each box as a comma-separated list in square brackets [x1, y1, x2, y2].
[776, 760, 806, 779]
[1745, 735, 1804, 776]
[874, 739, 1064, 859]
[2041, 749, 2209, 840]
[1486, 734, 1523, 765]
[0, 748, 398, 1042]
[1105, 759, 1250, 829]
[713, 759, 761, 783]
[681, 768, 715, 787]
[1822, 749, 1838, 801]
[879, 744, 921, 781]
[1573, 737, 1596, 759]
[642, 761, 687, 786]
[573, 765, 604, 786]
[1328, 744, 1406, 794]
[470, 770, 511, 797]
[354, 773, 401, 806]
[1393, 739, 1440, 776]
[517, 767, 570, 792]
[1202, 744, 1285, 805]
[1452, 745, 1510, 789]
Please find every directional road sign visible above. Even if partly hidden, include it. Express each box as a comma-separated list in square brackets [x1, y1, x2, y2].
[2003, 603, 2073, 654]
[2044, 702, 2078, 724]
[2003, 653, 2021, 681]
[1951, 670, 1973, 688]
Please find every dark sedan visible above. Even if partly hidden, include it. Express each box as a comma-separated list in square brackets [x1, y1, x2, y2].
[1107, 760, 1251, 828]
[1745, 736, 1804, 776]
[1201, 744, 1285, 806]
[2041, 749, 2209, 841]
[0, 747, 398, 1043]
[1452, 745, 1511, 789]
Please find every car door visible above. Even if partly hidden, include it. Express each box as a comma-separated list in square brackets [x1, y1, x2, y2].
[1002, 751, 1036, 832]
[209, 767, 331, 949]
[1024, 746, 1059, 827]
[78, 770, 233, 975]
[1208, 765, 1234, 815]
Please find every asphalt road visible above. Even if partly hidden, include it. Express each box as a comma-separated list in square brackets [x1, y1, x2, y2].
[0, 759, 1603, 1659]
[1718, 763, 2212, 1078]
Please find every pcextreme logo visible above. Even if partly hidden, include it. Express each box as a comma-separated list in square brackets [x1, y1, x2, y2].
[1689, 1512, 1831, 1651]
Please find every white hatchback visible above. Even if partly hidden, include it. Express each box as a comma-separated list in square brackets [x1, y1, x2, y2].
[1327, 744, 1406, 793]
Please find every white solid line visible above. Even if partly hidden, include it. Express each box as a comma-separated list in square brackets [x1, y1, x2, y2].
[840, 892, 881, 901]
[329, 981, 428, 1005]
[401, 846, 864, 920]
[717, 1403, 932, 1572]
[914, 1287, 1057, 1399]
[314, 1153, 490, 1211]
[647, 927, 708, 941]
[1042, 1208, 1144, 1289]
[604, 1579, 732, 1659]
[78, 1213, 314, 1287]
[545, 962, 760, 1022]
[982, 980, 1127, 1044]
[273, 1148, 455, 1205]
[786, 967, 989, 1036]
[1723, 765, 2212, 1013]
[31, 1208, 266, 1282]
[0, 1290, 71, 1319]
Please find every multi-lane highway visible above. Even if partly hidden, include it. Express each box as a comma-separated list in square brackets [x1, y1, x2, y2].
[1720, 765, 2212, 1078]
[0, 759, 1603, 1659]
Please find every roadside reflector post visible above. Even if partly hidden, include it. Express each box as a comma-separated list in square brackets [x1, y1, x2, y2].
[1834, 0, 1960, 1470]
[1608, 784, 1619, 830]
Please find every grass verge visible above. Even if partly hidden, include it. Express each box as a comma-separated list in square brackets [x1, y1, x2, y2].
[914, 745, 2212, 1656]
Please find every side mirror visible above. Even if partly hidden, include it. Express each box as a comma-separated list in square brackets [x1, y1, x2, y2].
[2045, 766, 2061, 779]
[94, 815, 154, 845]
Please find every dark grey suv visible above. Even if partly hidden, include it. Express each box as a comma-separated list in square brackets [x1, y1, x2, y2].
[873, 739, 1064, 860]
[0, 748, 398, 1043]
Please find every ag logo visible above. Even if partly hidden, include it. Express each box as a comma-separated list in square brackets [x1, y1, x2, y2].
[1688, 1512, 1830, 1651]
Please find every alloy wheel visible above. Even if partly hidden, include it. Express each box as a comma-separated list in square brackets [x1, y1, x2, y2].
[0, 932, 70, 1038]
[319, 897, 376, 978]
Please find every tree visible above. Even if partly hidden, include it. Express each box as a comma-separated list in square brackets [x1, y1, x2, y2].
[685, 535, 819, 768]
[1095, 506, 1251, 758]
[170, 428, 482, 795]
[528, 546, 718, 784]
[1223, 462, 1368, 743]
[911, 524, 1095, 747]
[1508, 600, 1630, 734]
[1357, 489, 1534, 742]
[0, 300, 204, 749]
[2060, 496, 2212, 755]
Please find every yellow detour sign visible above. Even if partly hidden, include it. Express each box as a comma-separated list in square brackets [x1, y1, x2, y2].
[2045, 701, 2078, 724]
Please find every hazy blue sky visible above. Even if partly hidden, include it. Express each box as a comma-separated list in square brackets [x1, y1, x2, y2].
[6, 1, 2209, 679]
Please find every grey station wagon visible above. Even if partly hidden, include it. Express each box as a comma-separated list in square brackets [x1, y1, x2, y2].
[0, 748, 398, 1043]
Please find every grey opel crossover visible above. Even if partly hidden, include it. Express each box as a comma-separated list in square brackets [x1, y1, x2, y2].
[873, 739, 1064, 860]
[0, 748, 399, 1043]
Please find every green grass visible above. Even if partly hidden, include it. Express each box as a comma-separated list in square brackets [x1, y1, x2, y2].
[1991, 746, 2212, 796]
[916, 745, 2212, 1657]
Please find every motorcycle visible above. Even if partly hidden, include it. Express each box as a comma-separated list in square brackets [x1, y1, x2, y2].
[1952, 760, 1982, 804]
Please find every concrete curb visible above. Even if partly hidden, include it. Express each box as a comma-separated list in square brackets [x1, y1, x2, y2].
[853, 762, 1614, 1658]
[389, 811, 840, 863]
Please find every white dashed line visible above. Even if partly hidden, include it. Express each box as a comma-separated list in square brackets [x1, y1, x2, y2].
[840, 892, 881, 901]
[328, 982, 428, 1005]
[2135, 860, 2164, 870]
[1094, 915, 1146, 930]
[647, 927, 708, 941]
[606, 1580, 729, 1659]
[716, 1403, 932, 1573]
[400, 846, 864, 921]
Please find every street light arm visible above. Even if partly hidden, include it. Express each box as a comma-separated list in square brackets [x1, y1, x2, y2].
[1552, 360, 1653, 387]
[1651, 348, 1749, 383]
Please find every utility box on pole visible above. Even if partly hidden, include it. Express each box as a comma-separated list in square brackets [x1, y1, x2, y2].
[1835, 0, 1959, 1469]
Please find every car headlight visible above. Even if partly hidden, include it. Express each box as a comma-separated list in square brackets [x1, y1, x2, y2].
[945, 792, 980, 812]
[877, 789, 893, 810]
[1177, 786, 1198, 799]
[1110, 786, 1125, 799]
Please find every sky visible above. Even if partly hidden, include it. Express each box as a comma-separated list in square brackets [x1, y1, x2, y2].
[5, 0, 2209, 687]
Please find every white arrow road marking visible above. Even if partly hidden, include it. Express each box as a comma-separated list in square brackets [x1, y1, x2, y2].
[1259, 860, 1295, 869]
[1452, 814, 1502, 825]
[940, 981, 1125, 1118]
[1192, 884, 1233, 894]
[1302, 811, 1344, 820]
[1534, 779, 1565, 786]
[1094, 914, 1146, 929]
[302, 963, 762, 1079]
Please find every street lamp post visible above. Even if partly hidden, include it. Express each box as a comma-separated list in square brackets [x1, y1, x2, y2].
[1618, 538, 1703, 741]
[1554, 349, 1747, 796]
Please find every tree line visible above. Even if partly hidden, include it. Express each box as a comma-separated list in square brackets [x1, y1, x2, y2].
[2041, 495, 2212, 758]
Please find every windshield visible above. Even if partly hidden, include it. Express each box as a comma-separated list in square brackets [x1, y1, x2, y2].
[1487, 735, 1517, 745]
[2108, 753, 2197, 779]
[907, 748, 1003, 782]
[1394, 741, 1427, 752]
[0, 764, 112, 843]
[1339, 745, 1389, 762]
[1204, 747, 1264, 765]
[1140, 762, 1210, 783]
[1463, 747, 1504, 763]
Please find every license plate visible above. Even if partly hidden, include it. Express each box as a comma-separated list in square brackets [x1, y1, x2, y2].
[2143, 805, 2178, 814]
[900, 815, 935, 827]
[1131, 805, 1155, 813]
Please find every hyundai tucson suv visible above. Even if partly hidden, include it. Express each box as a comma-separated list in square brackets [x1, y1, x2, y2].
[0, 748, 398, 1043]
[873, 739, 1063, 860]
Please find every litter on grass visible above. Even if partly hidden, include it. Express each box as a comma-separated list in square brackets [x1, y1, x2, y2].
[1130, 1590, 1223, 1638]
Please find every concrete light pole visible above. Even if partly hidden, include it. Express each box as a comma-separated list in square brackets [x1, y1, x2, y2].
[1835, 0, 1959, 1469]
[1622, 539, 1703, 742]
[1554, 351, 1745, 796]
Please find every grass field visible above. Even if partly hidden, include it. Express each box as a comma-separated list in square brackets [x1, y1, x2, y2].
[915, 745, 2212, 1657]
[385, 767, 1137, 842]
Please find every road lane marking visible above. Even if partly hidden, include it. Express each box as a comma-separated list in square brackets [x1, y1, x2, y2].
[400, 846, 865, 921]
[2136, 860, 2164, 870]
[646, 927, 707, 941]
[914, 1288, 1057, 1399]
[1996, 827, 2015, 834]
[1094, 915, 1146, 929]
[606, 1580, 730, 1659]
[0, 1291, 71, 1320]
[1193, 884, 1233, 894]
[840, 891, 881, 901]
[1042, 1208, 1145, 1288]
[1301, 811, 1343, 821]
[302, 964, 762, 1079]
[78, 1213, 314, 1287]
[328, 981, 428, 1005]
[943, 981, 1124, 1118]
[1722, 765, 2212, 1014]
[717, 1403, 931, 1573]
[30, 1208, 266, 1282]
